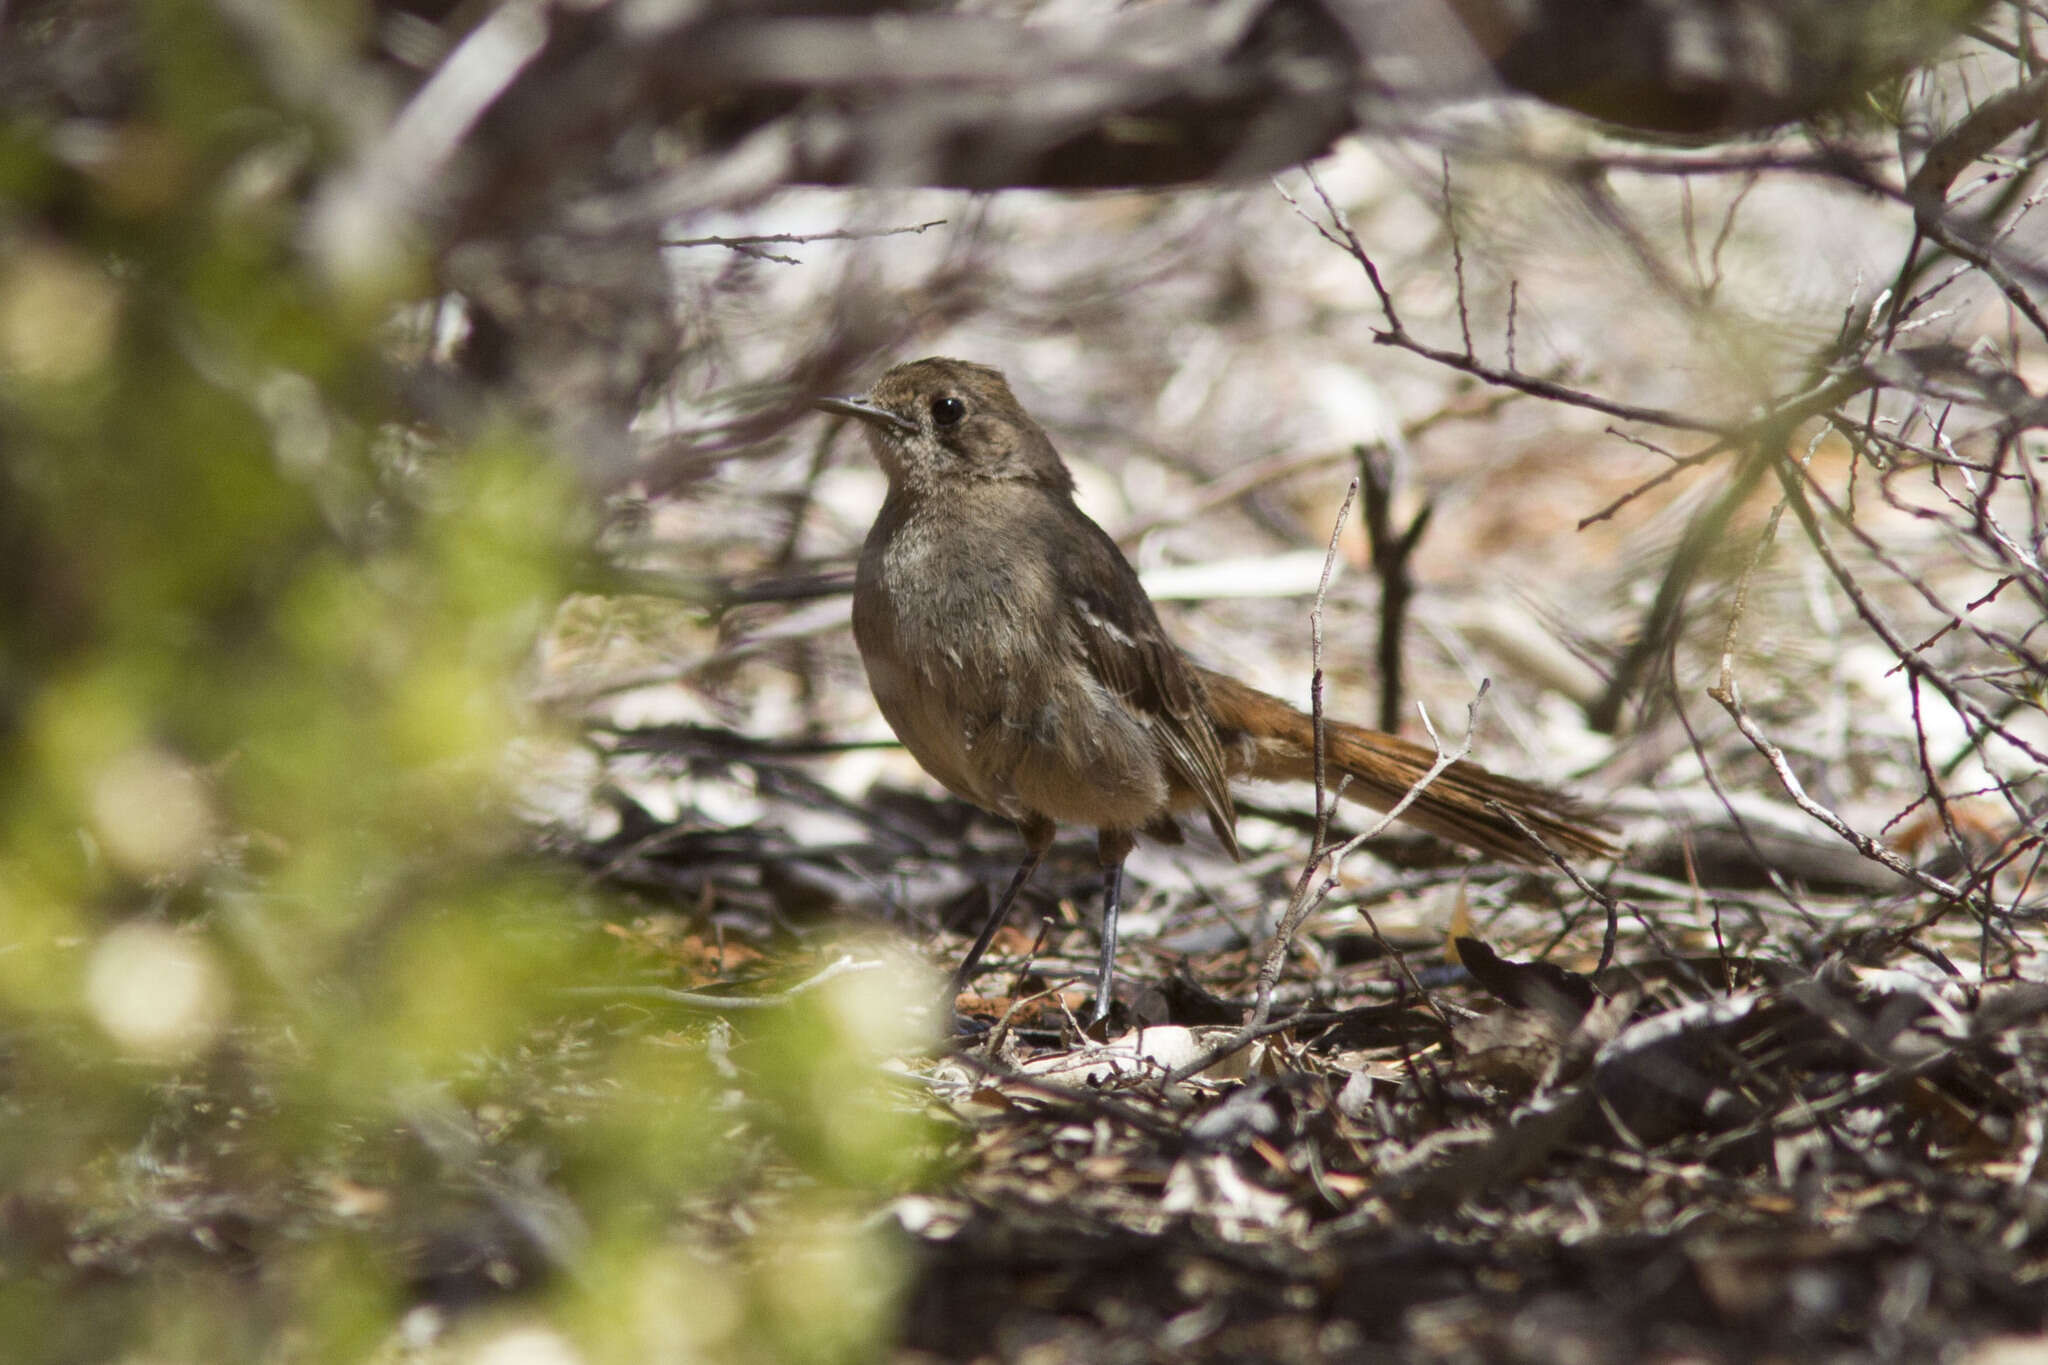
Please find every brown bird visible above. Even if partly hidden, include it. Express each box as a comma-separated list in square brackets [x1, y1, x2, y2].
[817, 358, 1612, 1024]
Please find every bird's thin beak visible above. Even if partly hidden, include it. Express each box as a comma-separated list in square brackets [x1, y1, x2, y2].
[813, 394, 917, 436]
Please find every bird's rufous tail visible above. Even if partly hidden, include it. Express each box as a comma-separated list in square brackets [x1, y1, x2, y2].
[1197, 669, 1614, 862]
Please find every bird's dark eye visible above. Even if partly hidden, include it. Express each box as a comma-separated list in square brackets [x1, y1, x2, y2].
[930, 396, 966, 427]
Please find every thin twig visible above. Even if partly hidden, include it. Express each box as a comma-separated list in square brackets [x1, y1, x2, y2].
[665, 219, 950, 266]
[1309, 480, 1359, 841]
[1279, 168, 1873, 436]
[1576, 437, 1730, 530]
[1250, 478, 1360, 1029]
[1506, 279, 1520, 371]
[1706, 672, 2005, 927]
[1442, 153, 1474, 358]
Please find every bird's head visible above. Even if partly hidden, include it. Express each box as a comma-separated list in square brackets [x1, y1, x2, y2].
[815, 357, 1073, 496]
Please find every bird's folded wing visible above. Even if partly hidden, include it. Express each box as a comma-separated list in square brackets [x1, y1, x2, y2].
[1058, 519, 1241, 857]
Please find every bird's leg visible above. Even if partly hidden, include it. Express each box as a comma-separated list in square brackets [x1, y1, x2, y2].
[1091, 828, 1137, 1026]
[950, 814, 1056, 1007]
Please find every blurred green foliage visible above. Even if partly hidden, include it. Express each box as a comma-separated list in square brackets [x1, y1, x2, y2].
[0, 4, 932, 1361]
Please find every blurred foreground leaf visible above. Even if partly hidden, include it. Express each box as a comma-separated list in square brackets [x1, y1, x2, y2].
[0, 5, 933, 1361]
